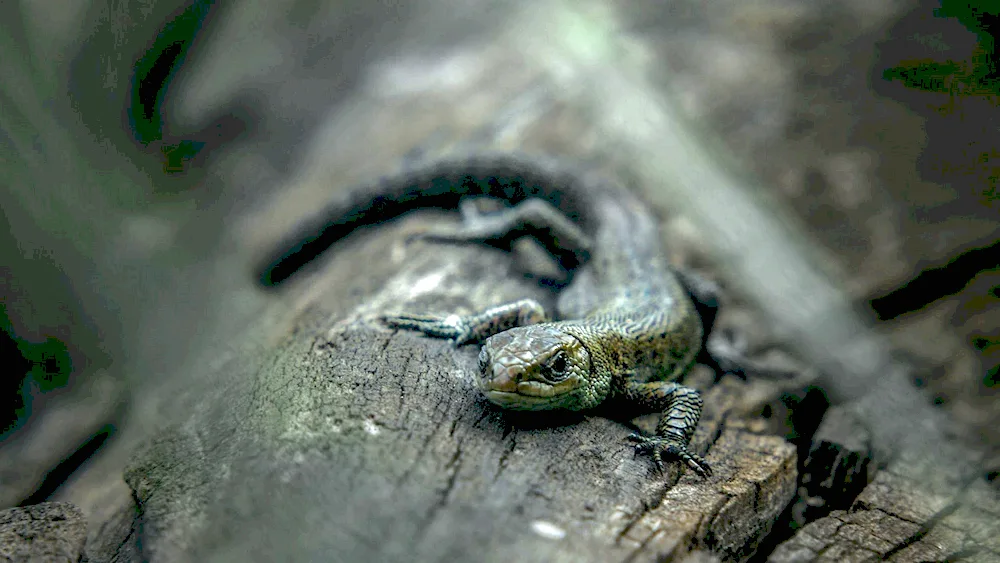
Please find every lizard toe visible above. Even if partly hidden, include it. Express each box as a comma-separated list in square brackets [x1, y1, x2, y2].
[675, 450, 712, 478]
[626, 434, 658, 454]
[628, 436, 712, 479]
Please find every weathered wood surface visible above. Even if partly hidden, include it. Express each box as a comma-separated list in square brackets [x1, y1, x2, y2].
[81, 214, 999, 562]
[771, 441, 999, 563]
[91, 215, 801, 562]
[0, 502, 87, 562]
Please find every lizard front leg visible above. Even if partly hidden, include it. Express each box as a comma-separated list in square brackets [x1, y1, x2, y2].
[383, 199, 589, 345]
[620, 380, 712, 478]
[381, 299, 549, 346]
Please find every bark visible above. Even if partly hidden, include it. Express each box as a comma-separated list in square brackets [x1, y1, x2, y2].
[792, 405, 874, 527]
[98, 218, 803, 562]
[771, 441, 999, 562]
[82, 214, 1000, 563]
[0, 502, 87, 562]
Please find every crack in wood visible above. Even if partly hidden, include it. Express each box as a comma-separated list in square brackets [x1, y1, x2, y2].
[494, 431, 517, 481]
[416, 443, 464, 539]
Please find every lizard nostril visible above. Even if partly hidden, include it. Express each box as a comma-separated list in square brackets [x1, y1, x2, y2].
[492, 363, 518, 382]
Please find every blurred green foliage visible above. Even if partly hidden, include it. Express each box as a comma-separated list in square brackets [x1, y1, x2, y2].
[1, 304, 72, 436]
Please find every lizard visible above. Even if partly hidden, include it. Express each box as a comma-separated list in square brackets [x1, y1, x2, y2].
[258, 152, 723, 478]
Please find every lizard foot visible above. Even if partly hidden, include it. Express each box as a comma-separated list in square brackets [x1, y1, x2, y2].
[381, 299, 549, 346]
[627, 433, 713, 479]
[379, 313, 472, 346]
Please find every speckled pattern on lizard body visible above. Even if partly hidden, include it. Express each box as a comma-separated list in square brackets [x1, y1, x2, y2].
[259, 153, 717, 478]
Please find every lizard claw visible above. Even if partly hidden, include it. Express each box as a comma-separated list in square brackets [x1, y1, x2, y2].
[626, 434, 713, 479]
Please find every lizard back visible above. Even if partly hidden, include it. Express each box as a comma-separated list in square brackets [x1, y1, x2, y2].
[258, 153, 703, 385]
[555, 188, 703, 385]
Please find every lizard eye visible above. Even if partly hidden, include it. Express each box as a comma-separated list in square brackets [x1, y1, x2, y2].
[548, 351, 568, 380]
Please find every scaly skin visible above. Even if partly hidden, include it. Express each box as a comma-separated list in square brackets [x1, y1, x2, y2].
[259, 153, 713, 478]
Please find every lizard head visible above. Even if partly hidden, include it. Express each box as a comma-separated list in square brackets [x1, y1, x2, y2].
[476, 324, 597, 411]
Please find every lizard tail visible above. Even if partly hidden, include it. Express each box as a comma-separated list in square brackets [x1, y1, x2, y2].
[255, 153, 596, 287]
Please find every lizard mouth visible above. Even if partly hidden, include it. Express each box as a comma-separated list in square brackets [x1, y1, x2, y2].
[482, 391, 558, 410]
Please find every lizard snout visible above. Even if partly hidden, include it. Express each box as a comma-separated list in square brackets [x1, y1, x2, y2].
[479, 353, 525, 394]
